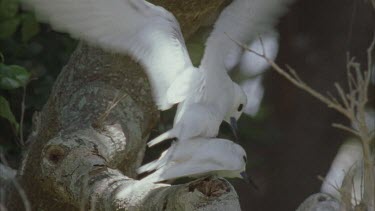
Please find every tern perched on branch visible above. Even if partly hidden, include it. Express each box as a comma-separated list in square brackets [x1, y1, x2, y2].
[137, 137, 248, 183]
[148, 0, 292, 146]
[23, 0, 292, 146]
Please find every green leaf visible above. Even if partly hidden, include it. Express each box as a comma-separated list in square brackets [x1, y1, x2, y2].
[0, 52, 3, 63]
[0, 63, 30, 89]
[21, 13, 40, 42]
[0, 0, 19, 19]
[0, 17, 21, 39]
[0, 95, 19, 131]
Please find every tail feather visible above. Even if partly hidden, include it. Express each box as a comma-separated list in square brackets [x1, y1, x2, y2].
[138, 141, 178, 174]
[140, 163, 174, 184]
[137, 160, 159, 174]
[140, 170, 163, 184]
[137, 150, 169, 174]
[147, 130, 174, 147]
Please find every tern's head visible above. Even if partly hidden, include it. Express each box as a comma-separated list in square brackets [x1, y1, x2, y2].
[215, 142, 247, 179]
[224, 143, 258, 189]
[224, 83, 247, 139]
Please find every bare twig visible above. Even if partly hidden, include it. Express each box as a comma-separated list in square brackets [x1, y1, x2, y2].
[317, 175, 341, 194]
[326, 91, 340, 105]
[18, 76, 37, 147]
[334, 83, 350, 110]
[258, 35, 267, 58]
[0, 152, 31, 211]
[232, 34, 375, 210]
[287, 66, 303, 83]
[19, 86, 27, 147]
[234, 37, 353, 119]
[92, 92, 128, 130]
[332, 123, 361, 137]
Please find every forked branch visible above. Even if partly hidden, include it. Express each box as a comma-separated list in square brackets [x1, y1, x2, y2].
[231, 34, 375, 210]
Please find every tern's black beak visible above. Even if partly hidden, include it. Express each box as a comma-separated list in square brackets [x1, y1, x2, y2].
[240, 171, 259, 190]
[230, 117, 239, 142]
[240, 171, 249, 183]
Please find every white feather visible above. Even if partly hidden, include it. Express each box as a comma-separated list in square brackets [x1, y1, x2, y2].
[240, 77, 264, 116]
[22, 0, 193, 110]
[240, 31, 279, 76]
[148, 103, 221, 147]
[201, 0, 292, 75]
[321, 140, 364, 204]
[149, 0, 293, 146]
[139, 138, 247, 183]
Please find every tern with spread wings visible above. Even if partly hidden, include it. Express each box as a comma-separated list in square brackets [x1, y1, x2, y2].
[23, 0, 292, 146]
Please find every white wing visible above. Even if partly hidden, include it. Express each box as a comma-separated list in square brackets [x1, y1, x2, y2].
[239, 31, 279, 76]
[23, 0, 193, 110]
[321, 140, 363, 203]
[141, 160, 229, 183]
[140, 138, 244, 183]
[200, 0, 292, 73]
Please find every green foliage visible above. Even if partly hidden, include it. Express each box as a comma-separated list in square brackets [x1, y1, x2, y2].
[0, 17, 20, 39]
[0, 63, 30, 89]
[0, 0, 76, 154]
[20, 12, 40, 42]
[0, 0, 40, 41]
[0, 0, 19, 19]
[0, 95, 19, 131]
[0, 54, 30, 134]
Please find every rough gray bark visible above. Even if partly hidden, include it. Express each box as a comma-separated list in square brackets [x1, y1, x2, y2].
[3, 1, 243, 210]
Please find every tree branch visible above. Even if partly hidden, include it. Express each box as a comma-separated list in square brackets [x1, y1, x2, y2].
[4, 1, 242, 210]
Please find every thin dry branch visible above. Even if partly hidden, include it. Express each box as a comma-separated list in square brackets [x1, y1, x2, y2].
[317, 175, 341, 195]
[19, 86, 26, 146]
[0, 153, 31, 211]
[91, 91, 128, 130]
[332, 123, 361, 137]
[229, 35, 353, 119]
[231, 34, 375, 210]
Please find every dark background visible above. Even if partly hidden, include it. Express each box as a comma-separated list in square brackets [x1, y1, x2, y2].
[235, 0, 374, 210]
[0, 0, 374, 210]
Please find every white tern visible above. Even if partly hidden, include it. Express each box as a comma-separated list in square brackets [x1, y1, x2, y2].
[137, 137, 248, 183]
[23, 0, 292, 147]
[148, 0, 293, 146]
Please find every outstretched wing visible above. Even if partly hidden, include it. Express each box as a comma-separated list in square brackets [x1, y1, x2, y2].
[23, 0, 193, 110]
[200, 0, 292, 73]
[140, 161, 223, 183]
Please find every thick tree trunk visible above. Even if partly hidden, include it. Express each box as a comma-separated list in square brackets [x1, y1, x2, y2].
[3, 1, 243, 210]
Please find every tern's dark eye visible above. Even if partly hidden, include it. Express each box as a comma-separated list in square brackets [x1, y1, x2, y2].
[243, 156, 247, 163]
[237, 104, 244, 112]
